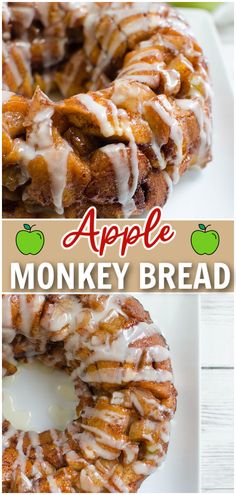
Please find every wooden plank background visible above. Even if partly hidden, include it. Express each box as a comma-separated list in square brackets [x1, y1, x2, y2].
[201, 294, 234, 492]
[200, 24, 234, 493]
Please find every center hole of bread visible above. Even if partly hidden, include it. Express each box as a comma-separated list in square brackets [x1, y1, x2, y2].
[3, 361, 77, 432]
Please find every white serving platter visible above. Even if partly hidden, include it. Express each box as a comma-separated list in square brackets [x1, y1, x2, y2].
[149, 8, 234, 219]
[3, 293, 200, 493]
[137, 293, 200, 493]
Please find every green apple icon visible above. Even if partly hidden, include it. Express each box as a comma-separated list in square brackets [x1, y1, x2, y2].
[191, 224, 220, 255]
[16, 224, 45, 255]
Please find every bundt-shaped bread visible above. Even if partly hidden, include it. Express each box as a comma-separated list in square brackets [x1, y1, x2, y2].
[2, 294, 177, 493]
[2, 2, 212, 218]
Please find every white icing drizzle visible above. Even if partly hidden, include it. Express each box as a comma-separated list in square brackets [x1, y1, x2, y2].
[179, 53, 194, 72]
[82, 0, 194, 100]
[19, 472, 32, 491]
[190, 74, 213, 100]
[76, 93, 122, 137]
[35, 3, 50, 26]
[2, 89, 15, 103]
[40, 296, 83, 337]
[57, 49, 85, 96]
[3, 423, 17, 449]
[90, 18, 118, 85]
[119, 109, 139, 213]
[112, 475, 129, 492]
[133, 460, 156, 475]
[50, 428, 61, 448]
[101, 143, 136, 216]
[84, 2, 166, 78]
[86, 98, 140, 217]
[103, 27, 126, 64]
[83, 10, 101, 57]
[176, 97, 211, 165]
[124, 442, 139, 464]
[2, 328, 16, 344]
[2, 3, 11, 25]
[28, 107, 54, 149]
[3, 344, 17, 376]
[67, 317, 172, 385]
[80, 465, 103, 492]
[13, 431, 26, 474]
[163, 170, 173, 198]
[119, 60, 180, 94]
[2, 295, 13, 328]
[78, 431, 119, 461]
[43, 143, 71, 214]
[2, 41, 23, 87]
[15, 40, 32, 76]
[131, 390, 172, 421]
[160, 422, 171, 443]
[82, 406, 126, 425]
[66, 449, 83, 462]
[131, 393, 144, 416]
[46, 475, 61, 493]
[2, 295, 45, 341]
[3, 40, 33, 90]
[16, 105, 72, 214]
[19, 295, 45, 337]
[28, 431, 50, 478]
[106, 3, 190, 39]
[76, 367, 171, 384]
[80, 424, 127, 450]
[28, 430, 39, 447]
[128, 47, 165, 62]
[145, 96, 183, 183]
[11, 5, 35, 29]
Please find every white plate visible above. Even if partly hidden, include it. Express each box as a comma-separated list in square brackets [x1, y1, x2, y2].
[145, 8, 234, 219]
[137, 294, 200, 493]
[3, 294, 200, 493]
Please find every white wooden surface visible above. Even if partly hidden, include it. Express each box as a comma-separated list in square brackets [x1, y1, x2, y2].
[198, 15, 234, 493]
[200, 294, 234, 492]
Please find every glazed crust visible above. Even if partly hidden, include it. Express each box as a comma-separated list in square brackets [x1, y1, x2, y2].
[2, 2, 212, 218]
[2, 294, 177, 493]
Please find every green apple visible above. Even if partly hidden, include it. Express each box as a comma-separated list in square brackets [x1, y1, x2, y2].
[191, 224, 220, 255]
[16, 224, 45, 255]
[171, 2, 221, 11]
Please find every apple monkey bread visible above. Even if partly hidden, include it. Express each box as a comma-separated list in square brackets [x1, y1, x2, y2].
[2, 294, 177, 492]
[2, 2, 212, 218]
